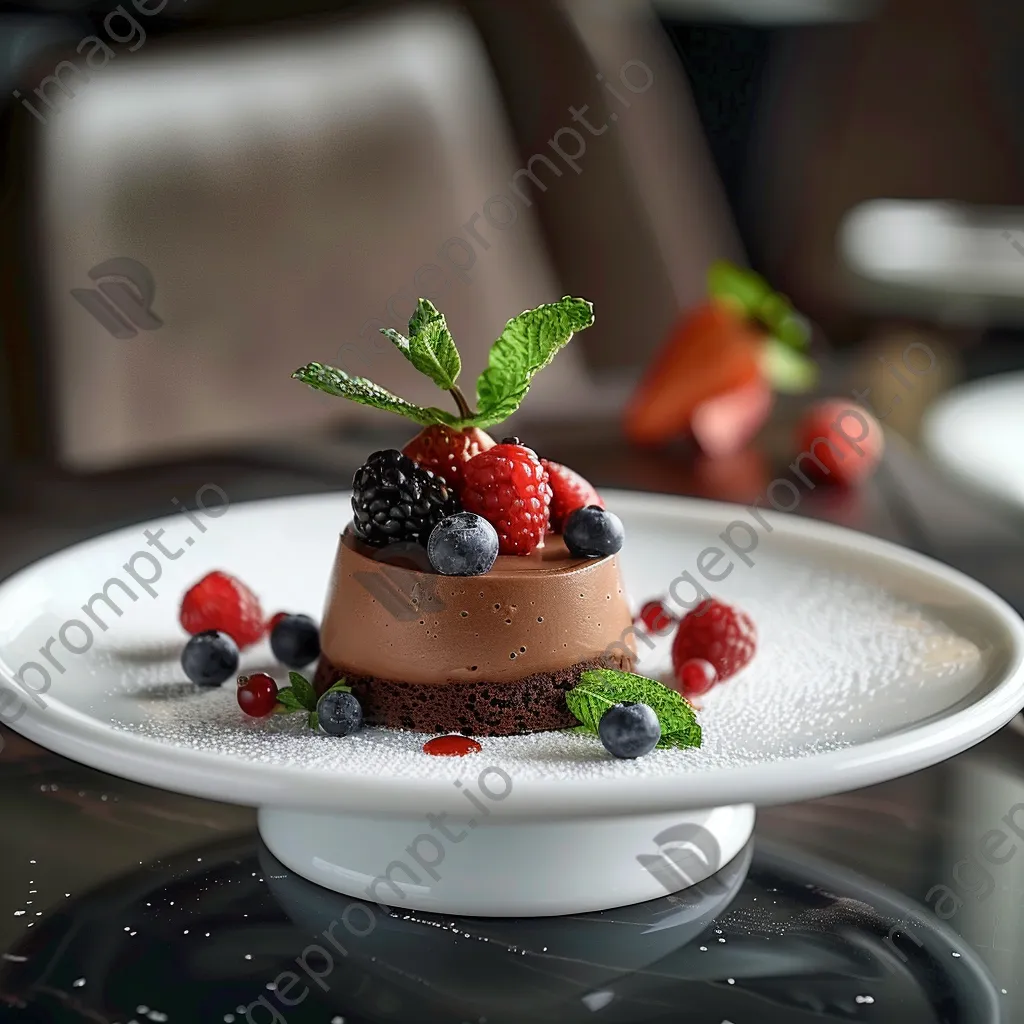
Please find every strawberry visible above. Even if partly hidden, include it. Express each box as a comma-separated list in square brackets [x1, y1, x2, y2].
[403, 425, 496, 491]
[625, 263, 815, 447]
[794, 399, 883, 487]
[180, 571, 265, 649]
[671, 598, 756, 682]
[625, 302, 764, 446]
[540, 459, 603, 532]
[690, 378, 773, 458]
[461, 438, 552, 555]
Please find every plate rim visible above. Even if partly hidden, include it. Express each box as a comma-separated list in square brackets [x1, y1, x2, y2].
[2, 489, 1023, 818]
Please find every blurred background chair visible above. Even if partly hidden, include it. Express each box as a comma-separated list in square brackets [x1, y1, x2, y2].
[0, 0, 1023, 504]
[0, 0, 739, 473]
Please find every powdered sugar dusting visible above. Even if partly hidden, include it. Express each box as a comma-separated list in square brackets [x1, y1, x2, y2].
[108, 564, 987, 783]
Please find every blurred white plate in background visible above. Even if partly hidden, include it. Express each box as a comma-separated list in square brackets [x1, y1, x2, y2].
[923, 372, 1024, 515]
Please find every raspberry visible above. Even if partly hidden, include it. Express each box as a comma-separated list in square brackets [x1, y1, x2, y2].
[180, 571, 265, 649]
[351, 449, 460, 547]
[461, 441, 552, 555]
[671, 598, 756, 682]
[403, 425, 496, 490]
[673, 657, 717, 698]
[540, 459, 603, 531]
[637, 599, 676, 635]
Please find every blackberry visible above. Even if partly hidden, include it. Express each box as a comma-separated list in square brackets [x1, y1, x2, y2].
[351, 449, 460, 547]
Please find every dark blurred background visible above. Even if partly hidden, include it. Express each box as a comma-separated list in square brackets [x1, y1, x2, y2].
[1, 0, 1023, 511]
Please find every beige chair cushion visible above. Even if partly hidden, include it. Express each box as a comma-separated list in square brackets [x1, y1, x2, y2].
[40, 6, 579, 469]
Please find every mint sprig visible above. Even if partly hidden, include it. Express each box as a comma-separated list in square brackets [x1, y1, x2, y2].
[274, 689, 308, 714]
[473, 297, 594, 428]
[273, 672, 351, 731]
[287, 671, 317, 710]
[566, 668, 702, 750]
[292, 296, 593, 430]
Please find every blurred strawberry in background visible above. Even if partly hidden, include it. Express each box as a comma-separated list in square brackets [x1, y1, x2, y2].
[625, 262, 817, 456]
[795, 399, 884, 487]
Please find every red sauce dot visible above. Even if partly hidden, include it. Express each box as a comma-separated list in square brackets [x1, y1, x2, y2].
[422, 735, 482, 757]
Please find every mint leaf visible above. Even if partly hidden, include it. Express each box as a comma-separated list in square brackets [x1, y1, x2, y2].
[292, 363, 457, 426]
[411, 299, 461, 389]
[472, 297, 594, 428]
[567, 668, 702, 750]
[381, 300, 462, 391]
[275, 688, 307, 714]
[659, 723, 703, 750]
[308, 710, 319, 731]
[379, 328, 411, 358]
[288, 672, 318, 711]
[323, 679, 352, 696]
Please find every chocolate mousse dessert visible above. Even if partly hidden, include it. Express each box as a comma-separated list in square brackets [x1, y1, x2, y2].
[316, 531, 634, 735]
[293, 297, 637, 736]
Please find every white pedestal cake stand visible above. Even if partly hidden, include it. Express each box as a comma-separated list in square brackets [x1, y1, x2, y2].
[1, 492, 1023, 916]
[258, 803, 756, 916]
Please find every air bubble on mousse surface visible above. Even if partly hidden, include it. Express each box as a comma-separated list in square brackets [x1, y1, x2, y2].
[108, 565, 984, 784]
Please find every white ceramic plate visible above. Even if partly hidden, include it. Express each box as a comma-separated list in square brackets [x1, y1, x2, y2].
[1, 491, 1022, 914]
[923, 371, 1024, 514]
[1, 489, 1022, 814]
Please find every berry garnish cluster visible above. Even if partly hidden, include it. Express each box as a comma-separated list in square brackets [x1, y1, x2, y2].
[294, 297, 623, 571]
[565, 668, 701, 759]
[179, 571, 320, 667]
[176, 570, 368, 738]
[564, 597, 758, 760]
[237, 671, 364, 736]
[634, 596, 757, 699]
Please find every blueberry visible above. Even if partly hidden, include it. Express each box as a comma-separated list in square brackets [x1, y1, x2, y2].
[317, 689, 364, 737]
[564, 505, 624, 558]
[270, 613, 321, 668]
[598, 701, 661, 759]
[181, 630, 239, 687]
[427, 512, 499, 576]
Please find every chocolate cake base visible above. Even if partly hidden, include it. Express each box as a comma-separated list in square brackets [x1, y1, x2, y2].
[313, 652, 635, 737]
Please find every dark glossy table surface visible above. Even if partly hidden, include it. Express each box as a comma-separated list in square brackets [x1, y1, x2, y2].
[3, 410, 1024, 1024]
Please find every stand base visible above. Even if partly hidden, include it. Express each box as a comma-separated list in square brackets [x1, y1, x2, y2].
[259, 803, 755, 917]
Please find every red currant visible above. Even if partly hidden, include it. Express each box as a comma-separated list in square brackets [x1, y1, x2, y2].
[237, 672, 279, 717]
[637, 600, 676, 635]
[267, 611, 289, 633]
[673, 658, 717, 698]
